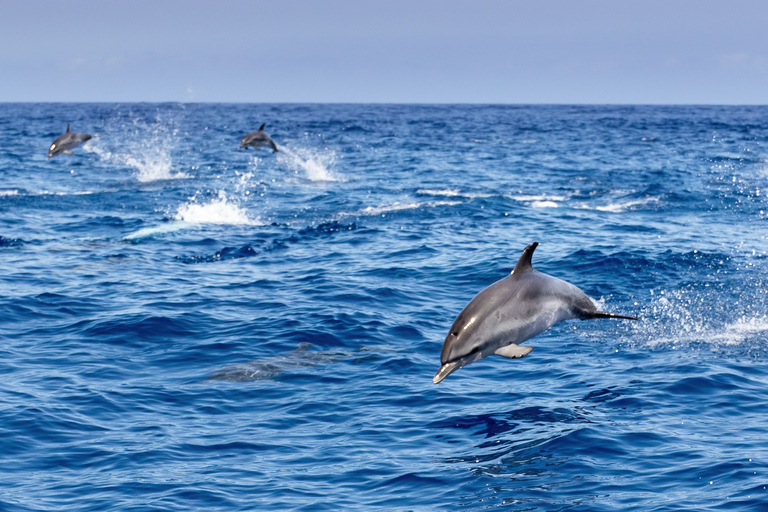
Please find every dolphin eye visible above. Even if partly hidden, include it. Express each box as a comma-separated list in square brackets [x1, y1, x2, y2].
[452, 331, 459, 336]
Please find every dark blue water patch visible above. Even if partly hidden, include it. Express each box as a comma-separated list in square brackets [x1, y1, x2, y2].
[0, 235, 24, 247]
[78, 314, 200, 345]
[178, 221, 363, 263]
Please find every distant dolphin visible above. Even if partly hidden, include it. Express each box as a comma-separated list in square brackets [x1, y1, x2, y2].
[240, 123, 279, 153]
[48, 124, 92, 159]
[434, 242, 637, 384]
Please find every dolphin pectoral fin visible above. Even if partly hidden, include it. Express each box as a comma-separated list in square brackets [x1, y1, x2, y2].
[494, 345, 534, 359]
[433, 361, 459, 384]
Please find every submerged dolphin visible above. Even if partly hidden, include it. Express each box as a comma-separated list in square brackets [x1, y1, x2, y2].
[48, 124, 92, 159]
[240, 123, 279, 153]
[434, 242, 637, 384]
[205, 343, 348, 382]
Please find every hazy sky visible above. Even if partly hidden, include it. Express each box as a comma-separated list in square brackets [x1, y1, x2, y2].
[2, 0, 767, 103]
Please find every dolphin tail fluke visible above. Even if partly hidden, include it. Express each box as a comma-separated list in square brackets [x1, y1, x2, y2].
[584, 311, 638, 321]
[433, 362, 459, 384]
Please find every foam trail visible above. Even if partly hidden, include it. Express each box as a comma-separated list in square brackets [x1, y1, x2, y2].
[277, 146, 340, 182]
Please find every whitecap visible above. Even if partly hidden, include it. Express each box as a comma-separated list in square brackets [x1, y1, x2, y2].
[417, 188, 462, 197]
[509, 194, 567, 202]
[530, 200, 559, 208]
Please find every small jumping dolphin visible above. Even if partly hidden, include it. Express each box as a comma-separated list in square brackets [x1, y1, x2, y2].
[48, 124, 92, 159]
[240, 123, 279, 153]
[434, 242, 637, 384]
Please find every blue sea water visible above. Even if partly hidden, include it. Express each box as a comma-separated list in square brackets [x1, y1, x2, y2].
[1, 103, 767, 511]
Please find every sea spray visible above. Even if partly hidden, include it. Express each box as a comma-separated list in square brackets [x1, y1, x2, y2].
[277, 146, 340, 182]
[85, 113, 189, 182]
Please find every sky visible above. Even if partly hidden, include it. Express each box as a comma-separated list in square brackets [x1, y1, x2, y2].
[1, 0, 767, 104]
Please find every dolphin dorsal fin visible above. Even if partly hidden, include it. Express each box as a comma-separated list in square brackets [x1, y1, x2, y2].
[511, 242, 539, 275]
[66, 124, 70, 133]
[259, 123, 265, 131]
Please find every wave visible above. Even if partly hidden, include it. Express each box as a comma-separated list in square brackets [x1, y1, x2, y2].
[180, 221, 359, 264]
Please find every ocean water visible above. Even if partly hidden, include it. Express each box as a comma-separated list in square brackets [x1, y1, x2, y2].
[1, 103, 767, 511]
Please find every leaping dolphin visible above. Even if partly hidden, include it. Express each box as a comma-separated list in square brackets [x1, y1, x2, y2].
[48, 124, 92, 159]
[240, 123, 279, 153]
[434, 242, 637, 384]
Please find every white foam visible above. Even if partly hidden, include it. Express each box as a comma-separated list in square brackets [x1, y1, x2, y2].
[509, 194, 567, 202]
[0, 190, 19, 196]
[356, 200, 461, 216]
[531, 200, 559, 208]
[173, 191, 261, 225]
[277, 147, 340, 182]
[417, 189, 492, 199]
[576, 197, 660, 213]
[417, 188, 462, 197]
[714, 315, 768, 345]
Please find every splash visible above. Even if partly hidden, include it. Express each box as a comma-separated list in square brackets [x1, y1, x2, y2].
[621, 286, 768, 350]
[278, 146, 340, 182]
[173, 191, 261, 225]
[85, 116, 188, 182]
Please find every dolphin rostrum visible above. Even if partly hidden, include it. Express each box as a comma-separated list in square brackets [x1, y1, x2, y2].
[240, 123, 279, 153]
[48, 124, 92, 159]
[434, 242, 637, 384]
